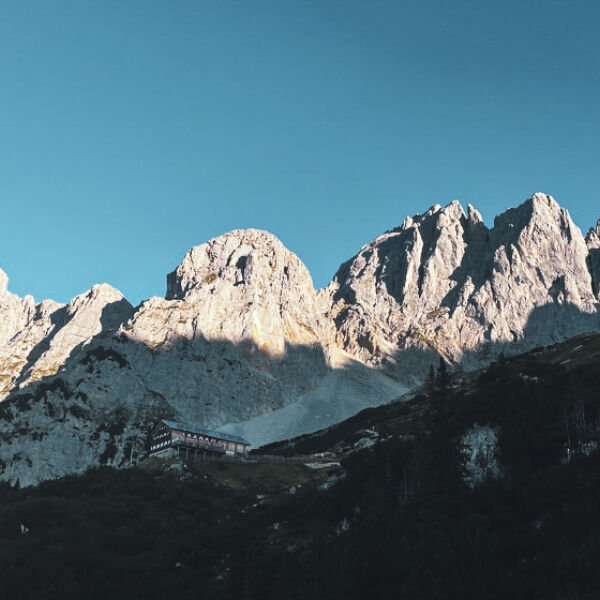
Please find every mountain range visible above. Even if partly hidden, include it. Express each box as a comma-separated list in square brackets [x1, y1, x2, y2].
[0, 192, 599, 485]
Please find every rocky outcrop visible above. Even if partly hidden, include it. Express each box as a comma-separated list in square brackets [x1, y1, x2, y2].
[0, 231, 406, 486]
[586, 220, 600, 299]
[329, 193, 599, 378]
[0, 284, 133, 399]
[461, 424, 502, 487]
[132, 229, 334, 357]
[114, 229, 405, 437]
[0, 269, 35, 348]
[0, 193, 599, 486]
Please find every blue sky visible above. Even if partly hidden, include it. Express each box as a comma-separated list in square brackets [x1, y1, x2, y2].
[1, 0, 599, 305]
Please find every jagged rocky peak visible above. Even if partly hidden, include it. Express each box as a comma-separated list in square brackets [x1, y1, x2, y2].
[586, 219, 600, 299]
[65, 283, 133, 329]
[330, 198, 483, 311]
[0, 193, 599, 487]
[19, 284, 133, 384]
[492, 193, 576, 243]
[328, 193, 599, 376]
[0, 268, 36, 348]
[0, 282, 133, 399]
[166, 229, 315, 300]
[326, 199, 480, 374]
[467, 203, 484, 225]
[0, 268, 8, 293]
[488, 193, 594, 308]
[586, 219, 600, 245]
[126, 229, 333, 355]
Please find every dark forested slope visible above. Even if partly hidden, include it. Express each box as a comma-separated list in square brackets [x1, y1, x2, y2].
[1, 333, 600, 599]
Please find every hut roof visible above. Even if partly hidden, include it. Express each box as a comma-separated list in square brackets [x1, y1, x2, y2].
[160, 419, 250, 446]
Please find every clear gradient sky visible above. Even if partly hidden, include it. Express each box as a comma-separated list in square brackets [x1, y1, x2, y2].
[1, 0, 599, 305]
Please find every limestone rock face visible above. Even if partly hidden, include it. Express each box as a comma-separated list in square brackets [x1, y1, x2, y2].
[0, 230, 405, 486]
[0, 284, 133, 399]
[586, 220, 600, 299]
[106, 229, 396, 439]
[0, 269, 35, 348]
[134, 229, 334, 356]
[329, 193, 599, 379]
[0, 194, 599, 486]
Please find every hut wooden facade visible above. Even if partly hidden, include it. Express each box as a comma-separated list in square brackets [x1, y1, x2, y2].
[149, 419, 250, 459]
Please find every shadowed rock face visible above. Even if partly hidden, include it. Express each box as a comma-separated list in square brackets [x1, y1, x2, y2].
[0, 193, 599, 485]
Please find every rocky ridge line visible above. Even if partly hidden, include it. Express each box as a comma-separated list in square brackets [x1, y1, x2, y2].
[328, 193, 599, 378]
[0, 192, 598, 485]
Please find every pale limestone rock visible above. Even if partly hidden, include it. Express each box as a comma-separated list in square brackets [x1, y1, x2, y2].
[0, 195, 599, 486]
[18, 284, 133, 388]
[0, 231, 404, 486]
[586, 220, 600, 299]
[0, 268, 35, 348]
[0, 298, 64, 397]
[329, 193, 599, 379]
[0, 283, 133, 398]
[111, 229, 400, 435]
[158, 229, 334, 355]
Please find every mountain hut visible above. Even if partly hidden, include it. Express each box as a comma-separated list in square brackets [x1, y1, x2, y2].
[149, 419, 250, 460]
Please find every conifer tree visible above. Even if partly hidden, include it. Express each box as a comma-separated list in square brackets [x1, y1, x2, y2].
[427, 363, 435, 391]
[436, 356, 450, 390]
